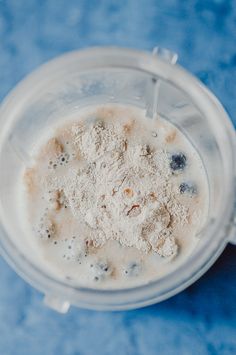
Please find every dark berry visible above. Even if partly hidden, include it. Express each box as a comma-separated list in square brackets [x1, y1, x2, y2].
[170, 153, 187, 171]
[179, 182, 197, 195]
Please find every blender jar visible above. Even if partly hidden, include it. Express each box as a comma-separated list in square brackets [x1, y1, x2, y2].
[0, 47, 235, 312]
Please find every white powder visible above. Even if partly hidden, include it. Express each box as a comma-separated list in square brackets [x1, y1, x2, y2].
[45, 119, 189, 257]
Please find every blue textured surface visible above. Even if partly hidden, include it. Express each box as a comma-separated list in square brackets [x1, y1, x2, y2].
[0, 1, 235, 354]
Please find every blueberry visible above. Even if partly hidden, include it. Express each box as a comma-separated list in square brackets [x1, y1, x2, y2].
[124, 262, 141, 277]
[170, 153, 187, 171]
[179, 182, 197, 195]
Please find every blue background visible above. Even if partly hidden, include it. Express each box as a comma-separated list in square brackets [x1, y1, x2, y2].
[0, 1, 235, 354]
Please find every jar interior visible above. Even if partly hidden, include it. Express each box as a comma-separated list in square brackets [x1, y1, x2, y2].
[0, 65, 231, 286]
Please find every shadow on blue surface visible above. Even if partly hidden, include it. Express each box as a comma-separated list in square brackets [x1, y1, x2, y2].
[152, 245, 236, 316]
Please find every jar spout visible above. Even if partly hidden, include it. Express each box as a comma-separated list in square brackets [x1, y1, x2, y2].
[152, 46, 178, 64]
[44, 294, 70, 313]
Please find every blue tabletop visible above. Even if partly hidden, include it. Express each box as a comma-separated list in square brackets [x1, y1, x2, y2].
[0, 1, 235, 354]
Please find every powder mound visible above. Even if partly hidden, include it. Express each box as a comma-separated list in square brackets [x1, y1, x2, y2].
[46, 119, 189, 257]
[72, 120, 127, 161]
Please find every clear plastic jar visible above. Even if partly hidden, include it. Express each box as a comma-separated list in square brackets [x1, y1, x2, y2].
[0, 47, 235, 312]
